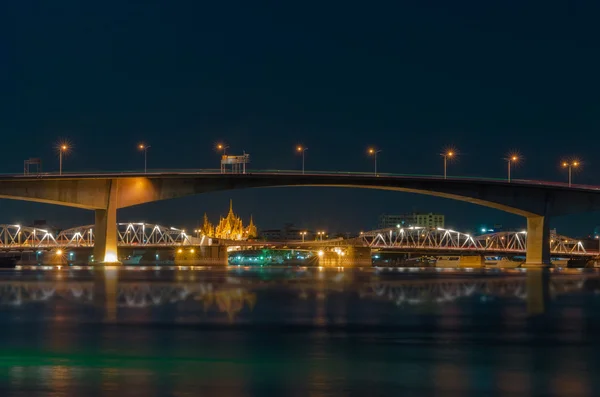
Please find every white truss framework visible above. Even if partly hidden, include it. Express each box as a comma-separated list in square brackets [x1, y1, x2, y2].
[0, 225, 58, 248]
[56, 223, 207, 247]
[359, 227, 589, 255]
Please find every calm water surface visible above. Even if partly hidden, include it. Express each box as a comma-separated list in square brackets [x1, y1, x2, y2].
[0, 267, 599, 396]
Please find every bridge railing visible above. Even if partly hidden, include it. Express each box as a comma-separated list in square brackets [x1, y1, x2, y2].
[7, 169, 600, 189]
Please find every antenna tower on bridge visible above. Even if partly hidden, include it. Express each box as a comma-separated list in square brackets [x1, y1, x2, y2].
[24, 158, 42, 175]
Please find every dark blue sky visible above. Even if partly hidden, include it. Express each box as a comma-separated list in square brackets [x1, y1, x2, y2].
[2, 1, 600, 235]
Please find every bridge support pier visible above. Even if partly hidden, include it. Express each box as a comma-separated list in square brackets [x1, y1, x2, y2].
[524, 215, 551, 267]
[93, 184, 120, 264]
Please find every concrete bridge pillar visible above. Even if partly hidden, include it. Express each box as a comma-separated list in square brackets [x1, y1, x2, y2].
[525, 215, 551, 267]
[93, 182, 119, 264]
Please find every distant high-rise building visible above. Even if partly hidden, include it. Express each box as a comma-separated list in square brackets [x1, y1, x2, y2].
[414, 213, 445, 228]
[378, 213, 444, 229]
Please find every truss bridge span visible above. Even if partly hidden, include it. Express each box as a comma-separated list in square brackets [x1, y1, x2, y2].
[356, 226, 593, 257]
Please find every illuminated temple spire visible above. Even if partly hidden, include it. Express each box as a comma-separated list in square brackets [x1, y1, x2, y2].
[208, 200, 257, 241]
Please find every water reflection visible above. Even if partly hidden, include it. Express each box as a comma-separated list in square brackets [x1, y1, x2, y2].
[0, 268, 599, 396]
[0, 268, 596, 319]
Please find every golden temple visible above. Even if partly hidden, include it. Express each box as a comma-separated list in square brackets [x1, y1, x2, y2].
[201, 200, 257, 240]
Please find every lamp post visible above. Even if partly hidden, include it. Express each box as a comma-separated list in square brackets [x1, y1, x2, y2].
[217, 143, 229, 155]
[300, 231, 307, 242]
[506, 154, 518, 182]
[139, 144, 151, 173]
[296, 146, 308, 174]
[368, 147, 382, 176]
[562, 160, 579, 187]
[59, 144, 68, 175]
[441, 150, 454, 179]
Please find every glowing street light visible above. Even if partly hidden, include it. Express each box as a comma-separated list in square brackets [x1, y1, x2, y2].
[368, 147, 382, 176]
[300, 231, 307, 242]
[138, 143, 151, 173]
[440, 149, 455, 179]
[562, 160, 580, 187]
[57, 142, 70, 175]
[216, 143, 230, 155]
[505, 154, 519, 182]
[296, 145, 308, 174]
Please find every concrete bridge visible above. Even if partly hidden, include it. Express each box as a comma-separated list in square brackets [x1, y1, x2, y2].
[0, 171, 599, 266]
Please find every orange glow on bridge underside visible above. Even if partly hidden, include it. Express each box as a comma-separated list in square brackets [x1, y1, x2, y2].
[117, 177, 157, 208]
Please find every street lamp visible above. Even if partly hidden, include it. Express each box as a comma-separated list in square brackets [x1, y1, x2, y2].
[139, 144, 151, 173]
[58, 143, 69, 175]
[562, 160, 580, 187]
[368, 147, 382, 176]
[300, 231, 307, 242]
[506, 154, 518, 182]
[440, 150, 455, 179]
[216, 143, 230, 155]
[296, 146, 308, 174]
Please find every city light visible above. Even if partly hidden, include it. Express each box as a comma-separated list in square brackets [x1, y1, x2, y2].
[216, 143, 230, 155]
[138, 143, 151, 173]
[505, 152, 520, 182]
[56, 140, 71, 175]
[440, 148, 456, 179]
[296, 145, 308, 174]
[367, 147, 382, 176]
[300, 231, 307, 242]
[56, 249, 63, 255]
[104, 252, 118, 263]
[562, 159, 581, 187]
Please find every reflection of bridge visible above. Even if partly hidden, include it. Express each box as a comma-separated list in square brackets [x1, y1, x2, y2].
[0, 280, 256, 320]
[359, 275, 586, 305]
[357, 227, 593, 256]
[0, 273, 591, 308]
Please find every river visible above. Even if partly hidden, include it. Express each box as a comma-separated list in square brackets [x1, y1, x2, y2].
[0, 267, 598, 396]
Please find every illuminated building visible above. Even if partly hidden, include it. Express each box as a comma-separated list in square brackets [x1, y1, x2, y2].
[201, 200, 257, 240]
[378, 212, 444, 229]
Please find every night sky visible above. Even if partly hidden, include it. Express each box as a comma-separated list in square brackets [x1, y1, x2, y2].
[2, 1, 600, 236]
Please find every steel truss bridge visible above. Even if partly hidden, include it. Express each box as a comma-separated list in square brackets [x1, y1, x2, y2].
[0, 223, 594, 257]
[358, 226, 593, 256]
[0, 223, 214, 250]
